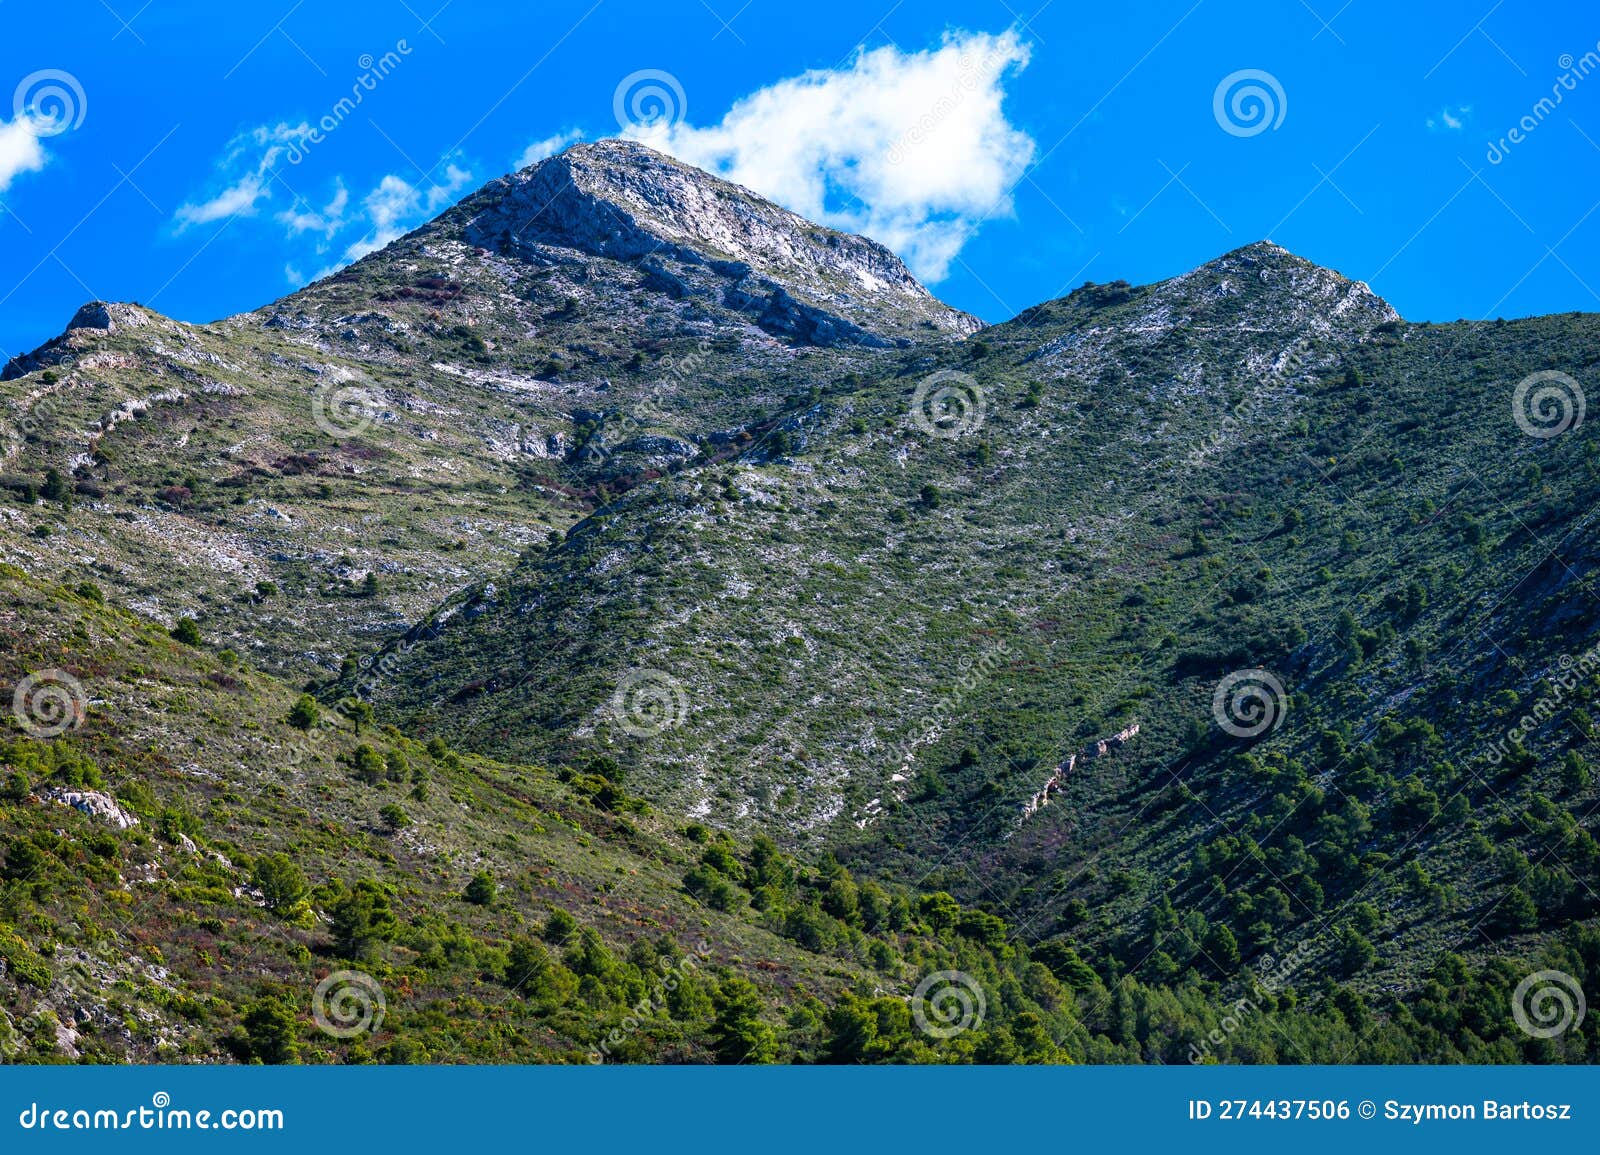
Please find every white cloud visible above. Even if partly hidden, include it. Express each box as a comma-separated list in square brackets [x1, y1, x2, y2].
[340, 162, 473, 263]
[277, 181, 349, 240]
[624, 29, 1035, 282]
[1427, 105, 1471, 132]
[177, 122, 478, 285]
[174, 123, 311, 229]
[517, 128, 584, 169]
[0, 116, 47, 192]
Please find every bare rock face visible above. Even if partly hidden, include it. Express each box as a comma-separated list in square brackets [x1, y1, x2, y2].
[447, 139, 981, 348]
[67, 302, 117, 332]
[38, 788, 140, 829]
[3, 302, 160, 378]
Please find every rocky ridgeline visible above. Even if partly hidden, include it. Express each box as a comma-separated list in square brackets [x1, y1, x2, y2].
[1020, 723, 1140, 822]
[2, 302, 169, 380]
[445, 139, 980, 348]
[1028, 241, 1399, 409]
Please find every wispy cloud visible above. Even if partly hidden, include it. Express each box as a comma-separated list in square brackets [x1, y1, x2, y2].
[0, 74, 89, 193]
[277, 181, 349, 240]
[341, 163, 473, 263]
[625, 29, 1036, 282]
[517, 128, 584, 169]
[174, 123, 311, 229]
[180, 124, 476, 285]
[1427, 105, 1472, 132]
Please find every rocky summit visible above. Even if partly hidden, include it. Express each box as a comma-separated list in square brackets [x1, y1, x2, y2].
[3, 140, 1600, 1066]
[449, 139, 980, 346]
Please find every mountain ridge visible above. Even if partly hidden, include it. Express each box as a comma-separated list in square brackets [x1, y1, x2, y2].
[4, 140, 1600, 1066]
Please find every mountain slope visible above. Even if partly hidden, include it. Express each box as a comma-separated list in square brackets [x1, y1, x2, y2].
[349, 240, 1399, 816]
[5, 565, 1594, 1065]
[0, 141, 964, 685]
[4, 142, 1600, 1059]
[340, 240, 1600, 999]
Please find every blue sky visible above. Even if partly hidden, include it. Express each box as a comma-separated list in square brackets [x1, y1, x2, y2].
[1, 0, 1597, 356]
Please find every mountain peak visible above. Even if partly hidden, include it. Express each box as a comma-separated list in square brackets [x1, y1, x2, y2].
[1, 301, 181, 379]
[1179, 239, 1398, 323]
[441, 138, 979, 346]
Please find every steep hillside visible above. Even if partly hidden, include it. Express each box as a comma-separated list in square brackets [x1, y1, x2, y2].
[0, 565, 1072, 1063]
[2, 566, 1595, 1064]
[343, 240, 1600, 998]
[4, 142, 1600, 1062]
[345, 239, 1399, 813]
[0, 141, 961, 685]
